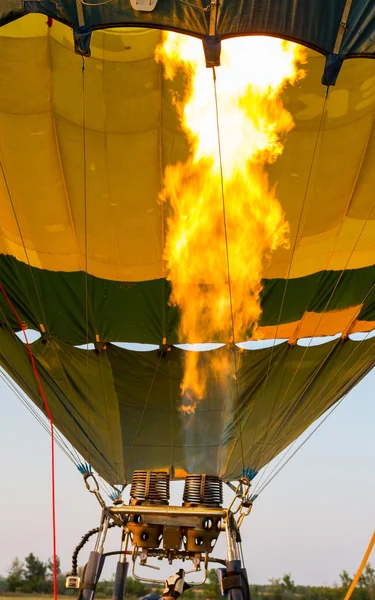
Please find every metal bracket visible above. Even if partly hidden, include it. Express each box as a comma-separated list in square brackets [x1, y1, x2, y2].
[83, 472, 106, 509]
[227, 477, 251, 515]
[131, 547, 209, 585]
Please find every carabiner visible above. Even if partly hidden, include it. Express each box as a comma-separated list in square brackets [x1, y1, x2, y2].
[83, 471, 100, 493]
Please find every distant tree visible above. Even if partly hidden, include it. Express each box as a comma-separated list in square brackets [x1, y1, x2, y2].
[0, 575, 9, 593]
[251, 584, 260, 600]
[282, 574, 296, 593]
[359, 564, 375, 600]
[23, 552, 47, 592]
[24, 552, 47, 580]
[45, 556, 65, 594]
[47, 556, 62, 578]
[205, 569, 222, 599]
[268, 577, 283, 600]
[340, 571, 353, 590]
[6, 557, 24, 592]
[97, 577, 116, 596]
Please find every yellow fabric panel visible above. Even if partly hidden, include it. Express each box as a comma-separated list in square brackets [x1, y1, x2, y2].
[0, 13, 47, 38]
[0, 16, 375, 282]
[0, 16, 164, 280]
[351, 320, 375, 334]
[256, 305, 374, 341]
[289, 306, 361, 341]
[265, 52, 375, 279]
[0, 109, 80, 269]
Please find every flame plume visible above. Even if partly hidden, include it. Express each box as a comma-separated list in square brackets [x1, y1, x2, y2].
[156, 34, 306, 412]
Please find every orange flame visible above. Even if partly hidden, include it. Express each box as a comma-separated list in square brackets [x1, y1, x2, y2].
[156, 34, 306, 412]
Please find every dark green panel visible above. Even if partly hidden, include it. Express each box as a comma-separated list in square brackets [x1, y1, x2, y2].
[107, 345, 228, 478]
[259, 267, 375, 328]
[0, 254, 176, 344]
[224, 337, 375, 477]
[1, 254, 374, 345]
[7, 0, 374, 59]
[0, 324, 373, 484]
[358, 285, 375, 321]
[217, 0, 344, 52]
[0, 326, 123, 481]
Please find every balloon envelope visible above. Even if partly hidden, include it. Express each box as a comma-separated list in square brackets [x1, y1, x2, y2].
[0, 16, 374, 484]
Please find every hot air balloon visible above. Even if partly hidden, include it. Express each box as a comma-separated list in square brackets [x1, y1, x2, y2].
[0, 2, 374, 600]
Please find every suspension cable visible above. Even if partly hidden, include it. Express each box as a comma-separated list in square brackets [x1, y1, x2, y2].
[0, 300, 82, 468]
[253, 323, 374, 494]
[258, 326, 375, 473]
[224, 84, 328, 478]
[249, 94, 328, 471]
[0, 155, 88, 463]
[0, 286, 58, 600]
[254, 393, 347, 498]
[0, 367, 79, 467]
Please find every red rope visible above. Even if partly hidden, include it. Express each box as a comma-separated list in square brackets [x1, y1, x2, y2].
[0, 285, 58, 600]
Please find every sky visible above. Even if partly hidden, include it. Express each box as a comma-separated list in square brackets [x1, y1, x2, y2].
[0, 365, 374, 587]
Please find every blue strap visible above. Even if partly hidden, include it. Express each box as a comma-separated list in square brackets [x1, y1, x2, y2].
[242, 467, 258, 481]
[77, 462, 92, 475]
[109, 489, 122, 501]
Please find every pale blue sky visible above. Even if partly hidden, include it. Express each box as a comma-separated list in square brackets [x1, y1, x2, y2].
[0, 366, 374, 586]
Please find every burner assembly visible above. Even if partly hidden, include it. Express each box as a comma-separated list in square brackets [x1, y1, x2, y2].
[127, 470, 170, 548]
[182, 474, 223, 553]
[123, 472, 226, 566]
[67, 470, 253, 600]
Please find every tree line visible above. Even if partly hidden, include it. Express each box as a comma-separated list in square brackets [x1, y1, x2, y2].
[250, 569, 375, 600]
[0, 554, 64, 594]
[0, 555, 374, 600]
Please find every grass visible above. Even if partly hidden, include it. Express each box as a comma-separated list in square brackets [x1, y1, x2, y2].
[0, 596, 140, 600]
[0, 597, 55, 599]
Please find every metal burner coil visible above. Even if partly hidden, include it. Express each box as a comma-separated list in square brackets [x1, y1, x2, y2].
[130, 470, 170, 504]
[183, 474, 223, 506]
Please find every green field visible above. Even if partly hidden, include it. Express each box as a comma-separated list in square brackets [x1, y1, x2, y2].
[0, 596, 140, 600]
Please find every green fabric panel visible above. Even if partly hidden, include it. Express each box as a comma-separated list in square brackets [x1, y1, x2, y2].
[259, 267, 375, 327]
[358, 286, 375, 321]
[224, 336, 375, 478]
[0, 326, 124, 481]
[342, 2, 375, 56]
[107, 345, 229, 479]
[0, 324, 373, 484]
[0, 254, 176, 344]
[217, 0, 343, 52]
[1, 254, 374, 345]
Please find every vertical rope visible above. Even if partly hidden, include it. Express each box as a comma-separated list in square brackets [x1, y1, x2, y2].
[0, 285, 58, 600]
[253, 326, 375, 495]
[81, 56, 93, 467]
[212, 67, 245, 472]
